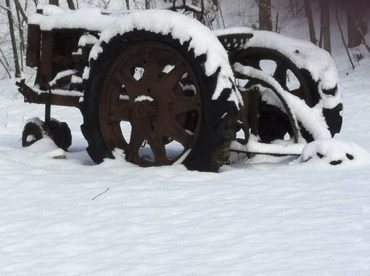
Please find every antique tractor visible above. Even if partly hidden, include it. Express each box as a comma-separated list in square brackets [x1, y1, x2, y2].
[17, 4, 343, 172]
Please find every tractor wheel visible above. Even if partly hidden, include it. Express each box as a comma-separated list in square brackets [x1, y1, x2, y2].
[22, 119, 45, 147]
[231, 47, 342, 142]
[82, 30, 237, 172]
[45, 119, 72, 151]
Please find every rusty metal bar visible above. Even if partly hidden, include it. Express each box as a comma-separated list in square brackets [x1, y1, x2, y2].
[26, 24, 41, 67]
[45, 88, 51, 123]
[39, 31, 54, 90]
[16, 80, 80, 108]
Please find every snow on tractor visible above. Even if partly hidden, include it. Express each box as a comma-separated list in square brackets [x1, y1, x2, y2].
[17, 4, 343, 172]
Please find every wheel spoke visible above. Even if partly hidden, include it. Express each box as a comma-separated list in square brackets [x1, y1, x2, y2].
[165, 119, 192, 148]
[98, 41, 203, 167]
[126, 118, 150, 163]
[109, 100, 131, 123]
[148, 137, 170, 165]
[290, 88, 305, 98]
[140, 50, 167, 83]
[244, 57, 261, 70]
[114, 71, 140, 97]
[170, 95, 201, 115]
[273, 64, 288, 88]
[243, 79, 260, 90]
[161, 63, 188, 88]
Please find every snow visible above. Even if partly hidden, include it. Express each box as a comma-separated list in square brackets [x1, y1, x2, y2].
[233, 63, 332, 140]
[134, 95, 154, 102]
[49, 69, 78, 87]
[1, 3, 370, 276]
[300, 139, 370, 166]
[89, 9, 241, 107]
[32, 86, 84, 97]
[29, 6, 242, 107]
[26, 116, 45, 128]
[214, 27, 254, 38]
[247, 30, 339, 90]
[214, 27, 253, 48]
[241, 135, 305, 155]
[24, 136, 66, 159]
[1, 55, 370, 274]
[78, 34, 98, 47]
[29, 7, 118, 32]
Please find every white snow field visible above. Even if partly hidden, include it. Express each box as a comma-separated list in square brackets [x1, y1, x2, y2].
[1, 61, 370, 276]
[1, 13, 370, 276]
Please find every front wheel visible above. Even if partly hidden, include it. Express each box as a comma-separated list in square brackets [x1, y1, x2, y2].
[82, 30, 238, 172]
[231, 47, 342, 143]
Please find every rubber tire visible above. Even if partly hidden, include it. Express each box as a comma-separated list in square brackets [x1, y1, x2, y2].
[46, 119, 72, 151]
[231, 47, 343, 142]
[22, 121, 44, 147]
[82, 30, 238, 172]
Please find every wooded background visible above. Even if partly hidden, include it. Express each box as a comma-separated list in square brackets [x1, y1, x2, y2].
[1, 0, 369, 79]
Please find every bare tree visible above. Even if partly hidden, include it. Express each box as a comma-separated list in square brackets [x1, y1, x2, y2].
[66, 0, 76, 9]
[125, 0, 130, 10]
[335, 1, 355, 69]
[15, 4, 25, 71]
[0, 47, 12, 79]
[346, 0, 368, 48]
[49, 0, 59, 5]
[259, 0, 272, 31]
[14, 0, 28, 23]
[5, 0, 21, 77]
[320, 0, 331, 52]
[304, 0, 317, 44]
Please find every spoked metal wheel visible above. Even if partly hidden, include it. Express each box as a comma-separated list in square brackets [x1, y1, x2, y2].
[83, 30, 238, 172]
[99, 42, 202, 166]
[22, 120, 45, 147]
[236, 47, 316, 104]
[22, 118, 72, 151]
[231, 47, 318, 142]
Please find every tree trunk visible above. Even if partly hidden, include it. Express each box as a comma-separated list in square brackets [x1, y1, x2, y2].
[0, 58, 12, 79]
[0, 47, 12, 79]
[125, 0, 130, 10]
[145, 0, 150, 9]
[259, 0, 272, 31]
[347, 0, 367, 48]
[5, 0, 21, 78]
[66, 0, 76, 9]
[0, 47, 11, 69]
[49, 0, 59, 5]
[335, 1, 355, 69]
[304, 0, 316, 44]
[320, 0, 331, 53]
[14, 0, 28, 23]
[347, 14, 362, 48]
[15, 5, 24, 71]
[289, 0, 294, 15]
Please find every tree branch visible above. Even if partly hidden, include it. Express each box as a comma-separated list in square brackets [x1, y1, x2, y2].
[14, 0, 28, 23]
[0, 57, 12, 79]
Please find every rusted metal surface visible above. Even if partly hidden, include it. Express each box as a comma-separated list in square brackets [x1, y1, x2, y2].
[26, 24, 41, 67]
[16, 80, 80, 108]
[38, 31, 54, 90]
[230, 47, 316, 143]
[22, 27, 92, 108]
[217, 33, 254, 51]
[99, 41, 202, 166]
[231, 47, 313, 106]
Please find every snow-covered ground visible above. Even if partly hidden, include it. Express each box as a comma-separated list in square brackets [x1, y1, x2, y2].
[1, 3, 370, 275]
[1, 57, 370, 276]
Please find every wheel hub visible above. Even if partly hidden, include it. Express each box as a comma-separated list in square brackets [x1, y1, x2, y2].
[99, 41, 202, 166]
[133, 95, 157, 118]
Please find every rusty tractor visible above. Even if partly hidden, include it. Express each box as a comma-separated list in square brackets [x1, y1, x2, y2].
[17, 3, 343, 172]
